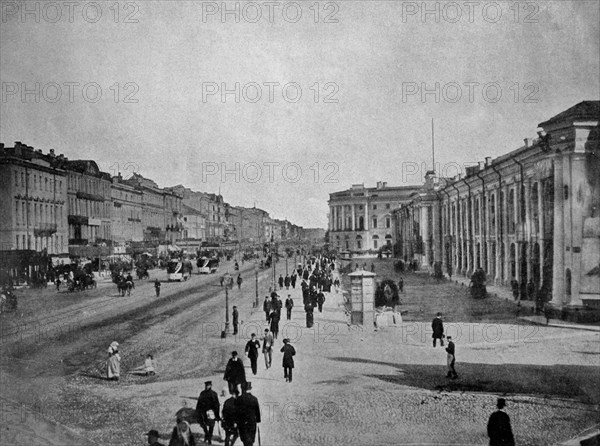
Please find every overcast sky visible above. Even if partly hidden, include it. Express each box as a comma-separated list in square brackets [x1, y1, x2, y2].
[1, 1, 598, 228]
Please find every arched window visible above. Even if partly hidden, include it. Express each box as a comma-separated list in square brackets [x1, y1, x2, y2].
[372, 234, 379, 249]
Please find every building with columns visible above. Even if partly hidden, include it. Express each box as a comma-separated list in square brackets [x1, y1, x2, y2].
[328, 182, 421, 254]
[394, 101, 599, 314]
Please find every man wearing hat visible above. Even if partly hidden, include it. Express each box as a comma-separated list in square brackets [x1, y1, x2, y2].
[244, 333, 261, 375]
[261, 328, 274, 369]
[487, 398, 515, 446]
[221, 388, 239, 446]
[224, 351, 246, 395]
[280, 338, 296, 383]
[235, 382, 261, 446]
[145, 429, 165, 446]
[196, 381, 221, 445]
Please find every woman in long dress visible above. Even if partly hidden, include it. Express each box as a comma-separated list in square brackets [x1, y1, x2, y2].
[107, 341, 121, 381]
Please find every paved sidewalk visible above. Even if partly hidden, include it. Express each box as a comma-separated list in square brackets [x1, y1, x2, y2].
[519, 315, 600, 332]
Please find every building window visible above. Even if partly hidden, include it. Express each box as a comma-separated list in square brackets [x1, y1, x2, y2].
[15, 200, 19, 225]
[373, 204, 377, 210]
[372, 218, 377, 228]
[386, 217, 391, 228]
[386, 203, 390, 209]
[373, 240, 378, 249]
[359, 205, 363, 210]
[21, 172, 25, 187]
[16, 235, 19, 249]
[15, 171, 19, 187]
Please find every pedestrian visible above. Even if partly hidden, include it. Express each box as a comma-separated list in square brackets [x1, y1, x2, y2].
[224, 351, 246, 395]
[145, 354, 156, 376]
[370, 263, 375, 272]
[487, 398, 515, 446]
[278, 275, 284, 289]
[269, 310, 280, 340]
[232, 306, 239, 335]
[317, 291, 325, 313]
[168, 418, 195, 446]
[245, 333, 261, 375]
[263, 296, 271, 321]
[195, 381, 221, 445]
[55, 277, 61, 291]
[221, 389, 239, 446]
[220, 276, 225, 287]
[432, 313, 444, 347]
[154, 279, 161, 298]
[290, 273, 296, 289]
[235, 382, 261, 446]
[398, 277, 404, 293]
[284, 274, 290, 289]
[510, 279, 519, 300]
[145, 429, 165, 446]
[445, 336, 458, 379]
[285, 294, 294, 320]
[305, 302, 314, 328]
[237, 274, 243, 290]
[261, 328, 273, 369]
[107, 341, 120, 381]
[280, 338, 296, 383]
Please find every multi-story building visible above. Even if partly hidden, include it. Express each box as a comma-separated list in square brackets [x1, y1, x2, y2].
[168, 185, 224, 244]
[328, 182, 421, 253]
[181, 204, 206, 241]
[125, 174, 183, 244]
[65, 160, 112, 257]
[0, 142, 68, 255]
[394, 101, 599, 315]
[111, 174, 143, 244]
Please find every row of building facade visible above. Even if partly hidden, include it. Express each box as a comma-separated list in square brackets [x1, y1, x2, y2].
[0, 142, 313, 262]
[328, 101, 599, 310]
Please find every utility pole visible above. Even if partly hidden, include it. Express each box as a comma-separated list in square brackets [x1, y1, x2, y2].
[224, 272, 231, 336]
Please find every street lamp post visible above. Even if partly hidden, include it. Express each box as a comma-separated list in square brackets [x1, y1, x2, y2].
[254, 262, 259, 308]
[224, 272, 231, 337]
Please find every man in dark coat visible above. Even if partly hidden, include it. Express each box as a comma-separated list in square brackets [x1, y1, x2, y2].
[398, 277, 404, 293]
[280, 338, 296, 383]
[290, 273, 296, 289]
[487, 398, 515, 446]
[316, 291, 325, 313]
[278, 274, 284, 289]
[232, 306, 239, 335]
[284, 274, 290, 289]
[245, 333, 261, 375]
[263, 296, 271, 322]
[432, 312, 444, 347]
[285, 295, 294, 320]
[305, 302, 314, 328]
[235, 382, 261, 446]
[221, 389, 239, 446]
[269, 310, 280, 340]
[224, 351, 246, 395]
[196, 381, 221, 445]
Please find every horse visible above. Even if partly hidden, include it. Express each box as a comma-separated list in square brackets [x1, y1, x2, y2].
[117, 278, 133, 297]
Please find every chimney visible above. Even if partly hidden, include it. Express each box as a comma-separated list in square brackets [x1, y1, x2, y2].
[382, 182, 388, 188]
[524, 138, 533, 147]
[485, 157, 492, 167]
[49, 149, 55, 157]
[478, 161, 485, 170]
